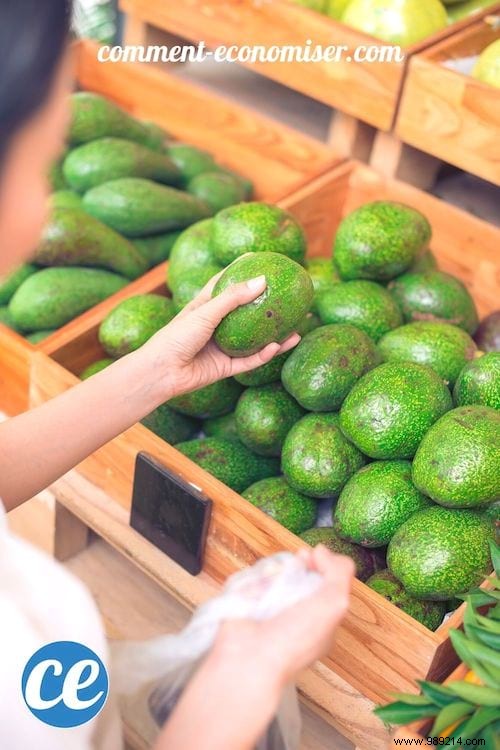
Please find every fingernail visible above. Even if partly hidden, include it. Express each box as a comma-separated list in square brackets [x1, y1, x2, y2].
[247, 275, 266, 291]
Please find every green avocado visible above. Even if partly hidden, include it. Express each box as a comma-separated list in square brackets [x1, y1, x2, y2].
[235, 383, 305, 456]
[172, 264, 222, 312]
[388, 270, 479, 334]
[213, 252, 314, 356]
[366, 570, 446, 630]
[210, 202, 306, 266]
[187, 172, 247, 214]
[167, 219, 219, 292]
[342, 0, 447, 46]
[412, 405, 500, 508]
[99, 294, 176, 357]
[282, 324, 378, 411]
[340, 362, 453, 459]
[409, 249, 438, 274]
[453, 352, 500, 410]
[333, 201, 431, 281]
[333, 460, 431, 547]
[166, 143, 218, 184]
[176, 437, 279, 492]
[69, 93, 164, 150]
[132, 231, 182, 268]
[63, 138, 181, 193]
[281, 413, 366, 498]
[447, 0, 496, 23]
[141, 402, 199, 444]
[0, 264, 38, 305]
[80, 358, 114, 379]
[216, 168, 254, 200]
[472, 39, 500, 88]
[25, 329, 56, 344]
[316, 280, 403, 342]
[50, 190, 83, 211]
[169, 378, 243, 418]
[387, 507, 493, 600]
[324, 0, 351, 19]
[304, 257, 341, 313]
[35, 208, 148, 280]
[482, 500, 500, 543]
[82, 178, 210, 238]
[0, 306, 22, 332]
[49, 155, 69, 191]
[9, 268, 128, 332]
[203, 412, 239, 442]
[242, 476, 317, 534]
[378, 321, 477, 386]
[300, 527, 385, 582]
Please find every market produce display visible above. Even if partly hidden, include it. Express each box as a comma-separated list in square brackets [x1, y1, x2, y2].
[0, 90, 252, 340]
[80, 198, 498, 632]
[472, 38, 500, 87]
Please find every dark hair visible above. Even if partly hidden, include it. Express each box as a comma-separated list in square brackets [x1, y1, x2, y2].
[0, 0, 71, 163]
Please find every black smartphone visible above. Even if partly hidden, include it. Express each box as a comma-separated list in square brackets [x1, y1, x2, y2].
[130, 451, 212, 575]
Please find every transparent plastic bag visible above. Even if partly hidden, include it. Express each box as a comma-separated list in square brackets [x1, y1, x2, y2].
[111, 552, 322, 749]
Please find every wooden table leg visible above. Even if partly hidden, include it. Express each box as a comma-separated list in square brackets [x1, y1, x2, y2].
[370, 130, 441, 191]
[53, 501, 89, 562]
[328, 111, 376, 163]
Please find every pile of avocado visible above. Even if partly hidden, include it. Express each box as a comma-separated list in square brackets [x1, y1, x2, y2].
[0, 91, 252, 342]
[82, 197, 499, 632]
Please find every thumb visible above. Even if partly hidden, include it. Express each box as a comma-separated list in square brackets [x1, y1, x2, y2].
[194, 275, 267, 329]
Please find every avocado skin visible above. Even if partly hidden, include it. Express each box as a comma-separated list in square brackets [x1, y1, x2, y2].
[0, 264, 37, 305]
[50, 190, 83, 211]
[378, 321, 477, 386]
[211, 202, 306, 266]
[242, 476, 317, 534]
[388, 270, 479, 334]
[387, 507, 493, 600]
[176, 437, 279, 492]
[167, 219, 219, 292]
[453, 353, 500, 410]
[482, 500, 500, 543]
[333, 460, 432, 548]
[234, 312, 320, 386]
[300, 527, 384, 582]
[35, 208, 148, 280]
[142, 403, 199, 444]
[26, 330, 56, 344]
[213, 252, 314, 356]
[9, 268, 128, 332]
[366, 570, 446, 630]
[409, 249, 438, 274]
[63, 138, 181, 194]
[83, 178, 210, 238]
[99, 294, 176, 358]
[282, 324, 378, 411]
[204, 412, 239, 442]
[69, 93, 164, 150]
[169, 378, 243, 419]
[316, 280, 403, 342]
[172, 264, 222, 313]
[0, 306, 22, 332]
[412, 405, 500, 508]
[235, 383, 305, 457]
[305, 257, 341, 314]
[474, 310, 500, 352]
[167, 143, 218, 184]
[49, 156, 69, 191]
[80, 358, 114, 379]
[187, 172, 247, 214]
[132, 231, 182, 268]
[282, 413, 366, 498]
[340, 362, 453, 459]
[333, 201, 431, 281]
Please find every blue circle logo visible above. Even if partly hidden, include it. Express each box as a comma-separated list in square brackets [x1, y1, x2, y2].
[21, 641, 109, 728]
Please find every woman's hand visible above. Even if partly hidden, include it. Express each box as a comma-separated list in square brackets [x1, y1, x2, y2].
[140, 272, 301, 404]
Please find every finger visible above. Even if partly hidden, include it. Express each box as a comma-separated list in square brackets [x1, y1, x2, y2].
[228, 341, 281, 376]
[275, 332, 301, 355]
[195, 276, 267, 327]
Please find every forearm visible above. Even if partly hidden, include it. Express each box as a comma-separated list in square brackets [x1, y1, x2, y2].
[155, 649, 281, 750]
[0, 350, 169, 510]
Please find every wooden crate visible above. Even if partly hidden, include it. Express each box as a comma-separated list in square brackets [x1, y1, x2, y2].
[120, 0, 499, 132]
[30, 161, 499, 706]
[0, 38, 340, 416]
[397, 13, 500, 186]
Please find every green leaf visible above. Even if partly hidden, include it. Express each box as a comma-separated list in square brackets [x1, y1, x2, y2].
[430, 702, 473, 736]
[490, 540, 500, 578]
[478, 720, 500, 750]
[450, 630, 500, 686]
[373, 701, 438, 725]
[471, 610, 500, 633]
[417, 680, 459, 707]
[388, 692, 434, 706]
[458, 706, 500, 741]
[466, 624, 500, 650]
[446, 681, 500, 706]
[490, 603, 500, 621]
[461, 590, 498, 608]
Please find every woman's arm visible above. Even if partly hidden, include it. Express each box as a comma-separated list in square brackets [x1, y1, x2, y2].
[0, 275, 299, 510]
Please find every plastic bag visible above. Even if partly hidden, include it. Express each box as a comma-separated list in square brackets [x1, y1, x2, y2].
[111, 552, 322, 749]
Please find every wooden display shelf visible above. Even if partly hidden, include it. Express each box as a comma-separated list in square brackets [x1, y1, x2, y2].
[120, 0, 499, 133]
[0, 37, 340, 416]
[29, 162, 499, 709]
[396, 13, 500, 186]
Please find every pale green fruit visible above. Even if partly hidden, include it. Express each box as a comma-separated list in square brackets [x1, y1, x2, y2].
[472, 39, 500, 88]
[342, 0, 448, 46]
